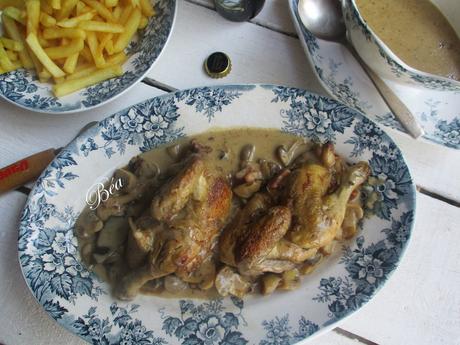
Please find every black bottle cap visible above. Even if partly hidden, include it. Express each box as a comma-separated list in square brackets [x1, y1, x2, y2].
[204, 52, 232, 78]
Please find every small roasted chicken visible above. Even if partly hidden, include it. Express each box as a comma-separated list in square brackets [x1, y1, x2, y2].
[115, 154, 232, 300]
[217, 143, 370, 297]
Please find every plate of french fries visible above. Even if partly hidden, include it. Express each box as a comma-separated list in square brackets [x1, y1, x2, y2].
[0, 0, 176, 113]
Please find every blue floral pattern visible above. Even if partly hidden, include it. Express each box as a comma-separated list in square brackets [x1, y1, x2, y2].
[289, 0, 460, 150]
[260, 315, 319, 345]
[161, 299, 247, 345]
[176, 86, 251, 121]
[314, 211, 413, 322]
[0, 0, 176, 113]
[18, 85, 415, 344]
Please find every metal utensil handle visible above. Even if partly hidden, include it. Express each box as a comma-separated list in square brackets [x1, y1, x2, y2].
[0, 149, 57, 195]
[347, 42, 425, 139]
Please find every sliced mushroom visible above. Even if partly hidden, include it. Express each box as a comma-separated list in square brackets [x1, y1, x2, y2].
[277, 268, 300, 290]
[277, 140, 303, 166]
[166, 144, 182, 160]
[240, 144, 255, 166]
[97, 217, 129, 251]
[233, 180, 262, 199]
[259, 159, 282, 180]
[113, 168, 138, 192]
[215, 266, 251, 298]
[75, 211, 103, 238]
[260, 273, 282, 295]
[129, 156, 160, 180]
[164, 275, 189, 294]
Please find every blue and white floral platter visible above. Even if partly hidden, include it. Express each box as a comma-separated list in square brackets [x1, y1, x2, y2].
[289, 0, 460, 150]
[0, 0, 176, 114]
[18, 85, 416, 344]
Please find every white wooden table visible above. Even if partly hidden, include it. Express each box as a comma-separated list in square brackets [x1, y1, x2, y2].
[1, 1, 459, 344]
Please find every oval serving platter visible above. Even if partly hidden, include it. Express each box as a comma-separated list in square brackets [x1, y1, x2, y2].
[0, 0, 176, 114]
[18, 84, 416, 344]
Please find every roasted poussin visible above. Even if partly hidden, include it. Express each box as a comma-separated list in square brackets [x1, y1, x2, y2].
[115, 154, 232, 300]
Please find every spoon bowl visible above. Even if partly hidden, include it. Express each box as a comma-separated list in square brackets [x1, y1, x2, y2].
[298, 0, 345, 41]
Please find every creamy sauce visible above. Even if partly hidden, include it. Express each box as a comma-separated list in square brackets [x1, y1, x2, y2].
[77, 128, 311, 299]
[355, 0, 460, 80]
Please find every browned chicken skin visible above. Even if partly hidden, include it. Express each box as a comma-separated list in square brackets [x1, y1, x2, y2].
[115, 155, 232, 300]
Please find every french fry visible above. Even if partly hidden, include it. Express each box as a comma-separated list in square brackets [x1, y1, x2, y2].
[0, 42, 15, 70]
[49, 0, 61, 10]
[130, 0, 140, 8]
[104, 0, 118, 7]
[81, 0, 115, 22]
[37, 33, 53, 47]
[103, 51, 127, 66]
[113, 8, 141, 53]
[27, 45, 44, 77]
[118, 5, 132, 25]
[80, 44, 93, 62]
[53, 64, 123, 97]
[26, 32, 65, 77]
[75, 1, 85, 15]
[5, 50, 18, 61]
[43, 27, 86, 39]
[63, 51, 78, 73]
[57, 10, 95, 27]
[105, 39, 114, 54]
[86, 31, 105, 67]
[54, 76, 65, 83]
[57, 0, 79, 20]
[138, 15, 148, 29]
[65, 63, 96, 80]
[2, 15, 34, 69]
[3, 7, 26, 25]
[0, 37, 24, 51]
[26, 0, 41, 35]
[139, 0, 154, 17]
[112, 5, 122, 21]
[79, 21, 124, 33]
[0, 0, 25, 10]
[44, 38, 84, 59]
[40, 12, 57, 27]
[41, 0, 53, 14]
[38, 68, 52, 82]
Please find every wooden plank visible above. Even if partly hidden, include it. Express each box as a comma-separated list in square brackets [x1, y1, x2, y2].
[0, 192, 364, 345]
[341, 192, 460, 344]
[191, 0, 297, 34]
[0, 83, 165, 169]
[146, 1, 323, 94]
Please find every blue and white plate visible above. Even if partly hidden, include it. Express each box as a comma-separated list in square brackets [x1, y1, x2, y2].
[18, 85, 416, 344]
[289, 0, 460, 150]
[0, 1, 176, 114]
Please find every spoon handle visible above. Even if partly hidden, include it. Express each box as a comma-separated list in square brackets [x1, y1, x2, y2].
[346, 42, 425, 139]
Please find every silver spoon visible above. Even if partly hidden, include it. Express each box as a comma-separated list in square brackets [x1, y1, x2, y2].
[298, 0, 424, 139]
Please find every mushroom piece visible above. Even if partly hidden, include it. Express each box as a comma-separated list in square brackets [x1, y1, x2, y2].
[75, 211, 103, 238]
[164, 275, 189, 294]
[277, 268, 300, 290]
[277, 140, 303, 166]
[113, 168, 138, 192]
[260, 273, 282, 295]
[233, 180, 262, 199]
[129, 156, 160, 180]
[166, 144, 182, 160]
[240, 144, 256, 167]
[97, 217, 129, 249]
[215, 266, 251, 298]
